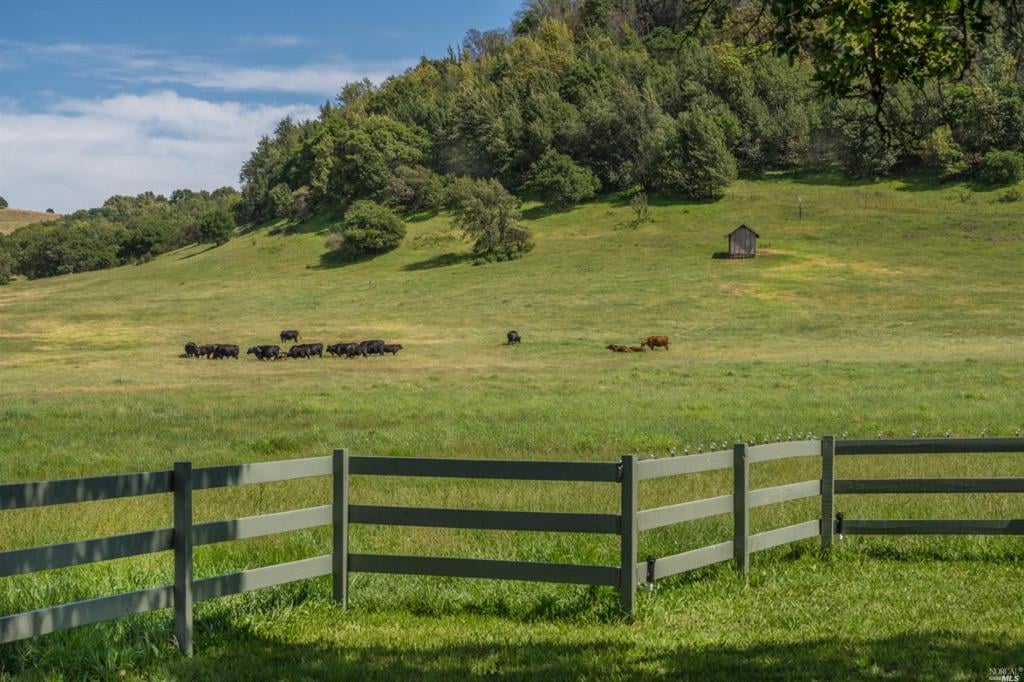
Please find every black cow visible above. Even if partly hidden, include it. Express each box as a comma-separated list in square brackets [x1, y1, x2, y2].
[185, 341, 200, 357]
[381, 343, 403, 355]
[196, 344, 215, 358]
[359, 339, 386, 356]
[280, 330, 300, 342]
[506, 330, 521, 345]
[247, 345, 280, 361]
[211, 344, 239, 359]
[327, 343, 359, 357]
[344, 343, 365, 358]
[288, 343, 323, 359]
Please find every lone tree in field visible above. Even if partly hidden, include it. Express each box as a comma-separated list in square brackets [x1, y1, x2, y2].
[448, 177, 533, 261]
[328, 200, 406, 257]
[0, 196, 8, 209]
[197, 207, 235, 246]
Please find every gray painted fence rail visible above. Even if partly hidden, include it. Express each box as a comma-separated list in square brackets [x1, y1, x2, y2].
[349, 505, 620, 534]
[3, 437, 1022, 653]
[841, 520, 1024, 535]
[349, 456, 620, 482]
[835, 438, 1024, 455]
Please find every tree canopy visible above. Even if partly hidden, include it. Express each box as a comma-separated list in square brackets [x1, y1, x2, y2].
[232, 0, 1024, 231]
[1, 188, 239, 281]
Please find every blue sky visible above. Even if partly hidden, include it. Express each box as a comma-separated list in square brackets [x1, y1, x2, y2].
[0, 1, 520, 211]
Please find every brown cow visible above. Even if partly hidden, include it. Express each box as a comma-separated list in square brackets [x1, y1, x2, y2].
[607, 344, 633, 353]
[629, 345, 647, 352]
[641, 335, 669, 351]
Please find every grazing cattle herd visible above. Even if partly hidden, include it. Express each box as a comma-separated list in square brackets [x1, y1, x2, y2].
[184, 329, 670, 359]
[184, 342, 240, 359]
[185, 333, 401, 361]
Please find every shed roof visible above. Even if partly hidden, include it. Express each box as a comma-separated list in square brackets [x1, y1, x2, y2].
[727, 224, 759, 238]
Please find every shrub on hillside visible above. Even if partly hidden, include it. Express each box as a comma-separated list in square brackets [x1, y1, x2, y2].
[0, 196, 7, 208]
[526, 149, 601, 209]
[328, 200, 406, 257]
[920, 125, 968, 180]
[287, 186, 314, 222]
[197, 207, 236, 246]
[386, 165, 446, 213]
[447, 177, 533, 261]
[979, 150, 1024, 186]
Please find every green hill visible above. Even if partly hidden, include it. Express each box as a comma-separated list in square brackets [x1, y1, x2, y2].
[1, 176, 1023, 677]
[0, 207, 59, 234]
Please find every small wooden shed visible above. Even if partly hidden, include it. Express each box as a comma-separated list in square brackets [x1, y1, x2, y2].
[727, 224, 759, 259]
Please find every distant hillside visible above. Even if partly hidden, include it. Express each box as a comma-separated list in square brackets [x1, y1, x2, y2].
[0, 208, 59, 234]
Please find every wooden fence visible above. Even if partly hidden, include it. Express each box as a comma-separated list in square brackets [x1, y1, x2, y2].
[1, 437, 1022, 655]
[826, 437, 1024, 539]
[634, 439, 823, 587]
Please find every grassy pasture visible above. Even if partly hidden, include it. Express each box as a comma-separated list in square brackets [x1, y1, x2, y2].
[1, 174, 1023, 678]
[0, 209, 58, 235]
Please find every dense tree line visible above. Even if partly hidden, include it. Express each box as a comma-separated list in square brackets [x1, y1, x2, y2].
[0, 189, 239, 282]
[239, 1, 1024, 229]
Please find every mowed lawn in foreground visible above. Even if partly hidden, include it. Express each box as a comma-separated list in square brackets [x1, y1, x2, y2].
[1, 174, 1023, 679]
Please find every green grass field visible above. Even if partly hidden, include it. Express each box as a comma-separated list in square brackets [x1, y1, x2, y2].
[0, 208, 58, 235]
[1, 174, 1023, 679]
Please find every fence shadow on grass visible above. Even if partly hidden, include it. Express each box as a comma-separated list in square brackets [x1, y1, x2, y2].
[170, 627, 1021, 680]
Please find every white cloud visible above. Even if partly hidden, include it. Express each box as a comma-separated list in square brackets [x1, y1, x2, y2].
[1, 38, 412, 95]
[137, 60, 406, 95]
[0, 91, 318, 212]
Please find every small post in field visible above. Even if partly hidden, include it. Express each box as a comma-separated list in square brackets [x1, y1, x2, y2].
[733, 443, 749, 575]
[820, 435, 836, 551]
[333, 448, 350, 607]
[619, 454, 638, 617]
[173, 461, 193, 656]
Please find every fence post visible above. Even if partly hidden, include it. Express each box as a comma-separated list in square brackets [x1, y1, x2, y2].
[733, 443, 749, 575]
[333, 448, 350, 607]
[619, 454, 637, 618]
[173, 461, 193, 656]
[821, 435, 836, 551]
